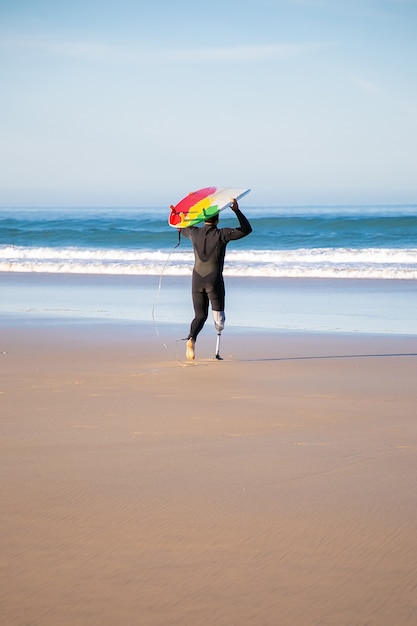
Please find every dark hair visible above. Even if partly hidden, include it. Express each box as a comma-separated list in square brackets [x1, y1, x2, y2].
[205, 214, 219, 225]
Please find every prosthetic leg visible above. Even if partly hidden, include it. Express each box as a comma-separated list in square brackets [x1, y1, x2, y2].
[212, 311, 225, 360]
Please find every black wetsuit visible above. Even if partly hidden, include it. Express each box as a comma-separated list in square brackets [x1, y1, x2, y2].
[182, 209, 252, 339]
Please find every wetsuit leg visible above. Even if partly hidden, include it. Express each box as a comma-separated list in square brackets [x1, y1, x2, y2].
[206, 275, 225, 312]
[188, 280, 209, 340]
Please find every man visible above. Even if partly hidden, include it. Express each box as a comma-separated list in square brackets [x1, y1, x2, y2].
[181, 199, 252, 360]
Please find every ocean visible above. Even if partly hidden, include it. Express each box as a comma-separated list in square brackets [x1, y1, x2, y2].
[1, 205, 417, 335]
[1, 204, 417, 280]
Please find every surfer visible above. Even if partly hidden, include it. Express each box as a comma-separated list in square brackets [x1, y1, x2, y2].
[182, 199, 252, 360]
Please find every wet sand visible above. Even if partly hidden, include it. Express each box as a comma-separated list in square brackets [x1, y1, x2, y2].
[1, 323, 417, 625]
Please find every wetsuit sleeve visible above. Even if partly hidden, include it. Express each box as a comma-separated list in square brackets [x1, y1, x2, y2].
[221, 209, 252, 242]
[181, 227, 194, 240]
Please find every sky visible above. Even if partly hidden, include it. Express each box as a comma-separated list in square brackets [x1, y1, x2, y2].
[1, 0, 417, 207]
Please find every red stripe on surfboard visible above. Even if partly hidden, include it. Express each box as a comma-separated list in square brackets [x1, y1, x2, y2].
[171, 187, 217, 214]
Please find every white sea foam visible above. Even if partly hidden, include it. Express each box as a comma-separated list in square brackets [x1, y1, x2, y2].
[1, 245, 417, 279]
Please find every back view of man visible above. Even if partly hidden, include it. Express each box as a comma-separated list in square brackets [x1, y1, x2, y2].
[181, 198, 252, 360]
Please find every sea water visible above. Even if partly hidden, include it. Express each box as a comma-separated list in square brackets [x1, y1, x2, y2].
[1, 205, 417, 279]
[1, 205, 417, 334]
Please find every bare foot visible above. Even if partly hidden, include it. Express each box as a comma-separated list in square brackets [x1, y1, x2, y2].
[186, 338, 195, 361]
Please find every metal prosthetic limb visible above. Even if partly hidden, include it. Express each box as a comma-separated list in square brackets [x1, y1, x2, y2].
[215, 332, 222, 360]
[212, 311, 225, 360]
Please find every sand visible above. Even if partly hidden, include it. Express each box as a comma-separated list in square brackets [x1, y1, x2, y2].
[1, 322, 417, 625]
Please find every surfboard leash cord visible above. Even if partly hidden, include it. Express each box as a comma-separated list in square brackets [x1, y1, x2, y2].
[151, 230, 187, 365]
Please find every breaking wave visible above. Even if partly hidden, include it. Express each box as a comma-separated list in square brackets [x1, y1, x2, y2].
[1, 245, 417, 279]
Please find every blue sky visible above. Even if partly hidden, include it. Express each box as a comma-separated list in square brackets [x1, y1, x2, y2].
[1, 0, 416, 206]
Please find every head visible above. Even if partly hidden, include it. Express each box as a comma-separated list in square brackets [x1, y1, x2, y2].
[204, 213, 219, 226]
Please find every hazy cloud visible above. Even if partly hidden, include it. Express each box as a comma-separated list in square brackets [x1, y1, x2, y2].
[2, 35, 335, 64]
[351, 76, 380, 97]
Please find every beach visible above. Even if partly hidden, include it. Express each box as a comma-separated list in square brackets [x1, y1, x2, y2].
[3, 0, 417, 618]
[2, 279, 417, 625]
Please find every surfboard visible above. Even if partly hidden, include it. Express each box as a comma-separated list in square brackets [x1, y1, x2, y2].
[168, 187, 250, 228]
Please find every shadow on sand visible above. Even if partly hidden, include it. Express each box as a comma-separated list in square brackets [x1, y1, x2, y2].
[243, 352, 417, 363]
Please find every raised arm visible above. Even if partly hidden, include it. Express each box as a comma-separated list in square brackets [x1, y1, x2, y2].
[226, 199, 252, 239]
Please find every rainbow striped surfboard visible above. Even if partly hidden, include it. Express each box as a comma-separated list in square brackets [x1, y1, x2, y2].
[169, 187, 250, 228]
